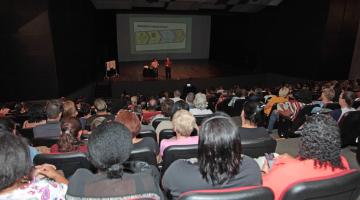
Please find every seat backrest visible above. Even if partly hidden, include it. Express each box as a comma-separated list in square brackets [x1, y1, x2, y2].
[33, 138, 58, 147]
[178, 186, 274, 200]
[162, 144, 198, 173]
[33, 152, 95, 178]
[129, 146, 157, 166]
[242, 138, 277, 158]
[281, 170, 360, 200]
[195, 114, 214, 126]
[138, 129, 157, 142]
[338, 111, 360, 147]
[17, 128, 34, 143]
[159, 129, 176, 145]
[323, 103, 341, 110]
[152, 118, 169, 129]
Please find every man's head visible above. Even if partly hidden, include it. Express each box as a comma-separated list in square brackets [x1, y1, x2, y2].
[94, 98, 107, 113]
[46, 100, 62, 121]
[173, 90, 181, 98]
[339, 91, 356, 108]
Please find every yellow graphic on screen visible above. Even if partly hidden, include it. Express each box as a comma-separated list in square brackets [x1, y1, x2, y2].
[135, 29, 186, 45]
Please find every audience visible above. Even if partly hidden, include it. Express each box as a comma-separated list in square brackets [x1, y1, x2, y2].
[66, 122, 163, 199]
[262, 114, 351, 200]
[265, 86, 290, 133]
[115, 110, 159, 155]
[0, 133, 68, 199]
[22, 104, 46, 129]
[171, 90, 182, 103]
[185, 92, 195, 109]
[311, 87, 335, 113]
[159, 110, 198, 156]
[162, 114, 262, 199]
[33, 100, 62, 139]
[50, 117, 87, 154]
[62, 100, 78, 119]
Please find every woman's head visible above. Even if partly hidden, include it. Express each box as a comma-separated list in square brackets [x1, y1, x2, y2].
[170, 100, 190, 119]
[88, 122, 133, 179]
[278, 87, 290, 98]
[0, 133, 31, 191]
[115, 110, 141, 138]
[321, 88, 335, 101]
[57, 117, 82, 152]
[242, 101, 263, 125]
[198, 113, 242, 185]
[193, 92, 208, 110]
[298, 114, 344, 169]
[63, 100, 78, 119]
[27, 104, 45, 123]
[172, 110, 197, 136]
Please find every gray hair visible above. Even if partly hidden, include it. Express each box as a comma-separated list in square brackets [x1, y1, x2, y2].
[194, 92, 208, 110]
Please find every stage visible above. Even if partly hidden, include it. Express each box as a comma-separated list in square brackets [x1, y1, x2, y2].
[107, 59, 233, 81]
[87, 60, 306, 97]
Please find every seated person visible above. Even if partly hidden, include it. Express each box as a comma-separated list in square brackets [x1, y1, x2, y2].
[0, 133, 68, 199]
[265, 86, 290, 132]
[22, 104, 46, 129]
[162, 114, 262, 199]
[150, 99, 174, 125]
[66, 122, 163, 199]
[330, 91, 356, 122]
[33, 100, 62, 139]
[50, 117, 87, 154]
[262, 114, 351, 200]
[142, 98, 161, 124]
[239, 101, 270, 141]
[156, 100, 189, 143]
[85, 98, 114, 129]
[159, 110, 199, 156]
[115, 110, 159, 155]
[0, 117, 38, 161]
[311, 87, 335, 113]
[190, 92, 213, 115]
[62, 100, 78, 119]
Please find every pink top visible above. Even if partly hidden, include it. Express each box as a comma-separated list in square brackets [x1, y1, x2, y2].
[262, 155, 350, 200]
[160, 136, 199, 156]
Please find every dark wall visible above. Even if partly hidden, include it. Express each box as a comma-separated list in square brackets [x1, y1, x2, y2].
[210, 0, 359, 80]
[0, 0, 58, 101]
[48, 0, 96, 96]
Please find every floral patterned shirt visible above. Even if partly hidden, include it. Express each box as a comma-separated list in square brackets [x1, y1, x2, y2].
[0, 178, 67, 200]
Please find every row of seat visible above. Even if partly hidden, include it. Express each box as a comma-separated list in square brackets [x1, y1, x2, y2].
[178, 170, 360, 200]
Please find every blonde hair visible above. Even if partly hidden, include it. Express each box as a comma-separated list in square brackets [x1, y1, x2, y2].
[172, 110, 197, 136]
[278, 87, 290, 98]
[193, 92, 208, 110]
[322, 88, 335, 101]
[130, 96, 138, 104]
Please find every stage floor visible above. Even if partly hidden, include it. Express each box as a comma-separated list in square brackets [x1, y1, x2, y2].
[108, 59, 229, 81]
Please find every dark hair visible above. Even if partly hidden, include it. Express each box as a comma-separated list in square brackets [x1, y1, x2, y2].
[341, 91, 356, 107]
[27, 104, 45, 123]
[78, 102, 91, 117]
[161, 99, 174, 117]
[243, 101, 263, 125]
[88, 122, 133, 179]
[0, 133, 31, 190]
[171, 100, 190, 119]
[0, 117, 15, 132]
[46, 100, 62, 119]
[57, 117, 82, 152]
[198, 114, 242, 185]
[298, 114, 345, 170]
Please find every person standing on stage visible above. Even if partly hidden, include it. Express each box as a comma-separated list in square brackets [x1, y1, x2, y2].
[164, 57, 172, 79]
[150, 58, 159, 78]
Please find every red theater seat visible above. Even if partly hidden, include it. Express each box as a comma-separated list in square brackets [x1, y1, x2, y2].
[280, 170, 360, 200]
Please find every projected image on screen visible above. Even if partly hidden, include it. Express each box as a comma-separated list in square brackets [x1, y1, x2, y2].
[134, 22, 187, 51]
[129, 17, 192, 55]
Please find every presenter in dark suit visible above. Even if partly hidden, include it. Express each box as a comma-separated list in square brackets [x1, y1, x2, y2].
[164, 57, 172, 79]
